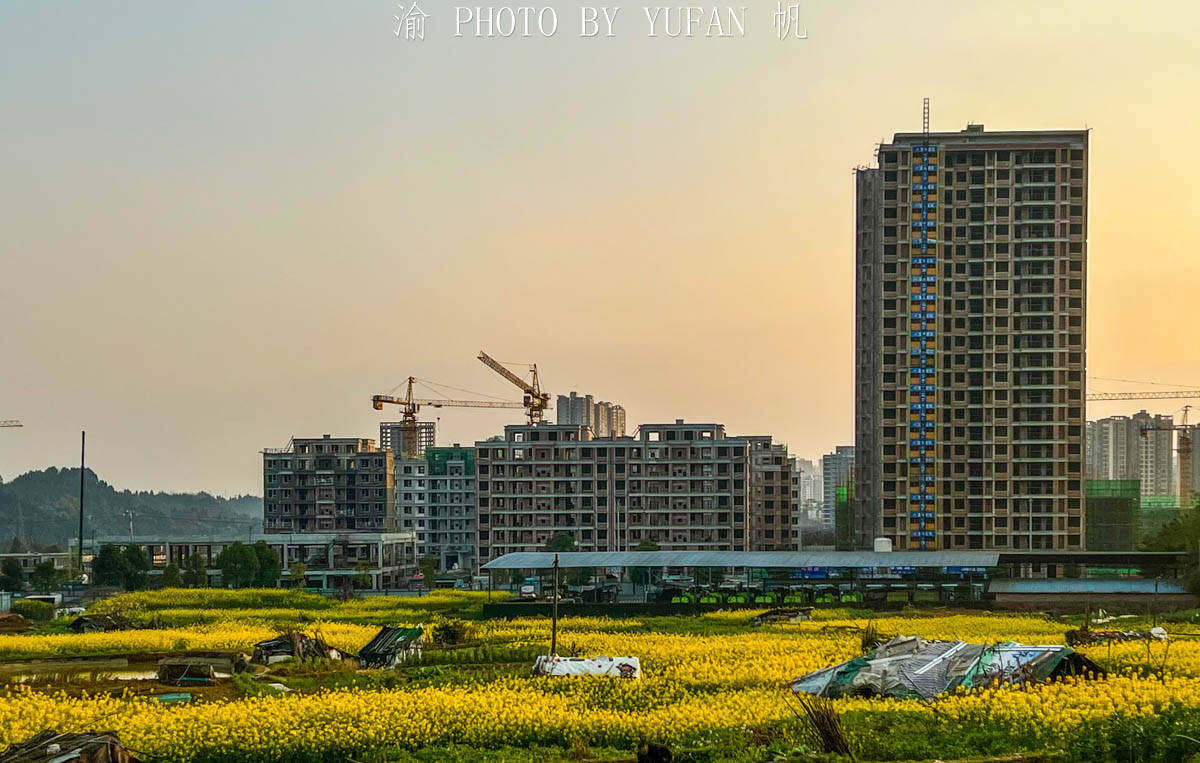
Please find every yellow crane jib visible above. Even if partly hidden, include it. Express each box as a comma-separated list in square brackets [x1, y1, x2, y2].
[477, 350, 550, 425]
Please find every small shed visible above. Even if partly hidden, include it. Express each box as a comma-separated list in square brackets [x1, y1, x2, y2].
[156, 658, 216, 686]
[0, 613, 28, 634]
[70, 614, 143, 634]
[252, 632, 342, 665]
[752, 607, 813, 626]
[358, 626, 424, 669]
[0, 730, 141, 763]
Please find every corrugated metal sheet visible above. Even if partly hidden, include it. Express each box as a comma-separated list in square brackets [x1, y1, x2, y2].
[989, 579, 1187, 595]
[480, 550, 1000, 570]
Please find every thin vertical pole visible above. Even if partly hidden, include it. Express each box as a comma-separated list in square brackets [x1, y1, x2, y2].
[487, 570, 492, 603]
[78, 431, 86, 577]
[551, 554, 559, 656]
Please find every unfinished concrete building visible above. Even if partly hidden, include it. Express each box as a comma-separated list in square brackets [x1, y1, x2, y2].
[473, 421, 787, 569]
[855, 124, 1088, 551]
[263, 435, 395, 533]
[379, 420, 436, 459]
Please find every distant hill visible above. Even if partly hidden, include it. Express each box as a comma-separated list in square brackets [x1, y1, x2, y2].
[0, 467, 262, 549]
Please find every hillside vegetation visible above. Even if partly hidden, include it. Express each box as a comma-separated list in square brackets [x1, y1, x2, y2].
[0, 467, 260, 548]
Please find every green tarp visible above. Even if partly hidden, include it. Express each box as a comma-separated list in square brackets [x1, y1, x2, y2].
[788, 636, 1103, 700]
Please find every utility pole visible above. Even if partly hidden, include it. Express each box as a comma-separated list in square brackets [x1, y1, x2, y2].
[123, 509, 136, 541]
[551, 553, 560, 656]
[77, 431, 86, 578]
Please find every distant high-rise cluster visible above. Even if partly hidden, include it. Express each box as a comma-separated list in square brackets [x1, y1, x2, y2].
[1086, 411, 1175, 496]
[556, 391, 626, 437]
[789, 457, 824, 548]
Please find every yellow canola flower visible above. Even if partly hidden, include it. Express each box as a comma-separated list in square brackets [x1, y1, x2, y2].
[5, 598, 1200, 761]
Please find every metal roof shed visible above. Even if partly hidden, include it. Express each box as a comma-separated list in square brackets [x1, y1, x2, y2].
[480, 550, 1000, 570]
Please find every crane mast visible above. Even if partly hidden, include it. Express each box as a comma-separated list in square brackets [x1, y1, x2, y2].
[477, 350, 550, 424]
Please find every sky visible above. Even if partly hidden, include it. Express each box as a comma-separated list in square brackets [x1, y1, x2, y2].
[2, 1, 1200, 496]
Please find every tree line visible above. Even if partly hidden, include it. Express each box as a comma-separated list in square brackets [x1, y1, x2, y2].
[88, 541, 286, 591]
[0, 467, 261, 548]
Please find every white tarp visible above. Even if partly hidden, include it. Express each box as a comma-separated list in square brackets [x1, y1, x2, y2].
[533, 655, 641, 678]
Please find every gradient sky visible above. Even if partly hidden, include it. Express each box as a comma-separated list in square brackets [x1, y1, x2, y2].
[2, 1, 1199, 496]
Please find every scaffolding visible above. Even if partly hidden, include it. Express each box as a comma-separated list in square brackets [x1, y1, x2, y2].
[427, 446, 474, 475]
[1085, 480, 1140, 551]
[835, 483, 856, 551]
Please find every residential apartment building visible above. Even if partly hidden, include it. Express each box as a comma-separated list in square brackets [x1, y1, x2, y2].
[395, 457, 429, 556]
[556, 391, 627, 437]
[263, 435, 394, 533]
[855, 123, 1088, 551]
[425, 446, 476, 572]
[1087, 412, 1174, 496]
[821, 447, 854, 532]
[473, 421, 787, 569]
[395, 446, 479, 571]
[748, 438, 791, 551]
[598, 403, 627, 438]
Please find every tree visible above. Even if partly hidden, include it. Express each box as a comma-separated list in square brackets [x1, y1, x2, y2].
[351, 562, 373, 590]
[7, 536, 26, 554]
[92, 544, 126, 587]
[489, 568, 513, 588]
[181, 554, 208, 588]
[0, 558, 24, 593]
[1145, 511, 1200, 596]
[161, 563, 183, 588]
[289, 561, 308, 588]
[121, 545, 151, 591]
[418, 556, 439, 588]
[28, 560, 62, 593]
[251, 541, 281, 587]
[630, 538, 659, 587]
[541, 532, 588, 586]
[543, 532, 577, 553]
[215, 542, 259, 588]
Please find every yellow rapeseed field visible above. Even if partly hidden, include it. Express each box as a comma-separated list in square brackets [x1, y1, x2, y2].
[3, 593, 1200, 761]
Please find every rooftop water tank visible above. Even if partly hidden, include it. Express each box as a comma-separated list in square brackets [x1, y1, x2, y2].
[873, 537, 893, 553]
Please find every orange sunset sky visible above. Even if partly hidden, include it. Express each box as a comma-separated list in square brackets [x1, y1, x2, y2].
[2, 1, 1198, 495]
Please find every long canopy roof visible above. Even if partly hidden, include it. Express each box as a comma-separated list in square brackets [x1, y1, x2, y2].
[480, 550, 1000, 570]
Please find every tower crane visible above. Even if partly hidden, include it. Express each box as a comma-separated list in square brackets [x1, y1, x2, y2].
[1087, 391, 1200, 401]
[476, 350, 550, 424]
[1139, 405, 1194, 514]
[0, 421, 22, 428]
[371, 377, 524, 459]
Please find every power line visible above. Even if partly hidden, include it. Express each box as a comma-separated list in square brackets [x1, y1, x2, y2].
[87, 509, 259, 528]
[414, 377, 512, 401]
[1089, 375, 1200, 389]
